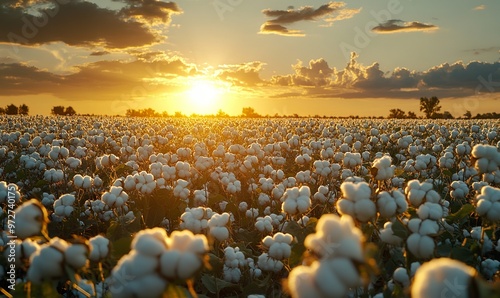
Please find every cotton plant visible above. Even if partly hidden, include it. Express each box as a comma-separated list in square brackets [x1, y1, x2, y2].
[371, 155, 395, 181]
[43, 168, 64, 183]
[406, 218, 439, 259]
[173, 179, 190, 202]
[73, 174, 93, 189]
[280, 186, 312, 217]
[404, 179, 441, 207]
[287, 214, 368, 298]
[0, 181, 21, 204]
[471, 144, 500, 174]
[336, 181, 376, 222]
[223, 246, 246, 283]
[53, 194, 76, 217]
[27, 237, 89, 283]
[376, 189, 408, 218]
[313, 185, 333, 204]
[475, 186, 500, 222]
[262, 232, 293, 260]
[101, 186, 129, 209]
[109, 228, 209, 298]
[450, 180, 470, 200]
[208, 212, 231, 242]
[180, 207, 214, 233]
[13, 199, 49, 239]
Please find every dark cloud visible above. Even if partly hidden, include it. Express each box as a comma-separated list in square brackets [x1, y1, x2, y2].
[0, 1, 180, 48]
[466, 46, 500, 55]
[90, 51, 110, 56]
[259, 23, 304, 37]
[259, 2, 359, 36]
[216, 62, 264, 86]
[0, 56, 195, 99]
[372, 19, 438, 33]
[119, 0, 181, 24]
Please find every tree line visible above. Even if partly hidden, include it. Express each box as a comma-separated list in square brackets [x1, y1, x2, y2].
[0, 104, 29, 115]
[0, 104, 77, 116]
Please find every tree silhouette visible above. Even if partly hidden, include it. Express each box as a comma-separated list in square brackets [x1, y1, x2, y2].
[64, 106, 76, 116]
[388, 108, 405, 119]
[51, 106, 65, 115]
[419, 96, 441, 118]
[241, 107, 260, 118]
[19, 104, 29, 115]
[463, 110, 472, 119]
[5, 104, 18, 115]
[407, 111, 417, 119]
[0, 107, 5, 114]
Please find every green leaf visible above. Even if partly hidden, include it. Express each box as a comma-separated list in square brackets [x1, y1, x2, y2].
[445, 204, 475, 223]
[289, 242, 306, 267]
[391, 219, 408, 239]
[450, 246, 476, 266]
[436, 242, 452, 257]
[201, 274, 238, 295]
[111, 236, 132, 260]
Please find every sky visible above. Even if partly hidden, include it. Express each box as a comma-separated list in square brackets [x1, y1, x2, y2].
[0, 0, 499, 117]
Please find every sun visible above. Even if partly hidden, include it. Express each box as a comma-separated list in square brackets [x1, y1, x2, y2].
[186, 79, 223, 112]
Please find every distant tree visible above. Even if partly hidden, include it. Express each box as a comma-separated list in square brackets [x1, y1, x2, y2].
[388, 108, 405, 119]
[241, 107, 260, 118]
[51, 106, 65, 115]
[174, 111, 184, 117]
[463, 110, 472, 119]
[5, 104, 18, 115]
[407, 111, 417, 119]
[0, 107, 5, 114]
[64, 106, 76, 116]
[420, 96, 441, 118]
[216, 109, 229, 118]
[18, 103, 29, 115]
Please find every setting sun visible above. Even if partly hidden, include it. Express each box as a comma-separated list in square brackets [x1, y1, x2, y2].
[185, 78, 226, 114]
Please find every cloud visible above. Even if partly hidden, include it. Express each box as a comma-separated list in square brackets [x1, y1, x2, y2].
[372, 19, 438, 33]
[0, 1, 180, 49]
[473, 5, 486, 10]
[119, 0, 182, 24]
[0, 55, 196, 99]
[215, 62, 265, 86]
[259, 23, 304, 37]
[90, 51, 110, 56]
[270, 53, 500, 99]
[465, 46, 500, 55]
[259, 2, 360, 36]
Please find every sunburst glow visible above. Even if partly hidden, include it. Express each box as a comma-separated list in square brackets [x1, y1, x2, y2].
[185, 79, 224, 113]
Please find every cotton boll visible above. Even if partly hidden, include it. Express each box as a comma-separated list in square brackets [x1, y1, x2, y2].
[314, 259, 346, 297]
[14, 199, 49, 239]
[417, 202, 444, 220]
[412, 258, 476, 298]
[257, 253, 283, 272]
[406, 233, 435, 259]
[372, 155, 395, 180]
[89, 235, 110, 262]
[475, 186, 500, 221]
[131, 228, 168, 257]
[393, 267, 410, 287]
[65, 243, 89, 269]
[27, 239, 67, 283]
[337, 182, 376, 222]
[287, 263, 323, 298]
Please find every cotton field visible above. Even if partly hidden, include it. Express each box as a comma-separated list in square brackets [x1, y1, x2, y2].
[0, 115, 499, 297]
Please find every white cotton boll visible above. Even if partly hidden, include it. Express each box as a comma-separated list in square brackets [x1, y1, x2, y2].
[475, 186, 500, 221]
[168, 230, 209, 255]
[238, 202, 248, 212]
[450, 181, 469, 200]
[329, 258, 361, 286]
[481, 259, 500, 280]
[412, 258, 476, 298]
[223, 265, 242, 283]
[74, 174, 84, 188]
[417, 202, 444, 220]
[64, 243, 89, 269]
[257, 253, 283, 272]
[255, 216, 273, 233]
[406, 233, 435, 259]
[89, 235, 110, 262]
[287, 264, 323, 298]
[393, 267, 410, 287]
[314, 260, 347, 297]
[27, 244, 65, 284]
[353, 199, 376, 222]
[131, 228, 168, 257]
[14, 199, 49, 239]
[372, 155, 395, 180]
